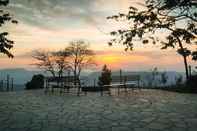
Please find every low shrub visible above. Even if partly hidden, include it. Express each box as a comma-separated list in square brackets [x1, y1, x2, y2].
[25, 74, 44, 90]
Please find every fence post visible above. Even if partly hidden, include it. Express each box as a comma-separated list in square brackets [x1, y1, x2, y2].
[94, 79, 96, 88]
[11, 77, 14, 91]
[118, 69, 122, 95]
[7, 75, 10, 92]
[0, 80, 3, 91]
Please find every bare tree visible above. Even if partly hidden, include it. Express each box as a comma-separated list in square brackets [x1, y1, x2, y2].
[64, 40, 96, 83]
[32, 50, 56, 77]
[52, 50, 70, 78]
[32, 41, 95, 82]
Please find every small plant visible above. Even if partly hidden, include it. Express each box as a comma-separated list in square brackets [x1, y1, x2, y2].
[175, 75, 183, 87]
[147, 67, 159, 88]
[160, 72, 168, 87]
[187, 75, 197, 89]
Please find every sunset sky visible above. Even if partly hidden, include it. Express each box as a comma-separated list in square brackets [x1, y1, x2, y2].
[1, 0, 196, 72]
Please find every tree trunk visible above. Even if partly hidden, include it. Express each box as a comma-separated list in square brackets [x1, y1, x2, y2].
[50, 71, 56, 78]
[74, 70, 77, 86]
[176, 37, 189, 81]
[183, 55, 189, 80]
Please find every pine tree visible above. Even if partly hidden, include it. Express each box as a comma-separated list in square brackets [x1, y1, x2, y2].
[98, 65, 112, 86]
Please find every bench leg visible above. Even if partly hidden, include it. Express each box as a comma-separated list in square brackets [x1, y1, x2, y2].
[118, 86, 120, 95]
[100, 91, 103, 96]
[100, 86, 103, 96]
[60, 88, 63, 94]
[124, 85, 127, 92]
[44, 86, 48, 94]
[67, 87, 69, 93]
[52, 87, 54, 93]
[108, 89, 111, 96]
[77, 87, 80, 96]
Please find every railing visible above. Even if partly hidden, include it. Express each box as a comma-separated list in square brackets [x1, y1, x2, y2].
[0, 75, 14, 92]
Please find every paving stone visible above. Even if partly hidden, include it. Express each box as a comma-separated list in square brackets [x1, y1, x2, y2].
[147, 122, 168, 130]
[134, 128, 147, 131]
[0, 89, 197, 131]
[112, 126, 131, 131]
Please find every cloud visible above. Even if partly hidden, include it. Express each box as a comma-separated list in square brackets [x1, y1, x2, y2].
[5, 0, 101, 29]
[2, 0, 195, 71]
[6, 0, 145, 30]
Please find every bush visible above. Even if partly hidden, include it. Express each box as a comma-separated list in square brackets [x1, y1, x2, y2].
[25, 74, 44, 90]
[187, 75, 197, 89]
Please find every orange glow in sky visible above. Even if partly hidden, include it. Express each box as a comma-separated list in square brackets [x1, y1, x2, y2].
[0, 0, 196, 72]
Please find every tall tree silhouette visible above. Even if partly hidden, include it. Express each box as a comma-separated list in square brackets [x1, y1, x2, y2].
[0, 0, 17, 58]
[32, 41, 95, 80]
[107, 0, 196, 80]
[148, 0, 197, 63]
[64, 40, 95, 83]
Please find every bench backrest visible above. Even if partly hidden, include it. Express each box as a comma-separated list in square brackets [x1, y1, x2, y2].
[111, 76, 124, 83]
[111, 75, 140, 84]
[46, 76, 76, 83]
[125, 75, 140, 82]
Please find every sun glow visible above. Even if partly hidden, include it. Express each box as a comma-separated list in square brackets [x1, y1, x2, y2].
[99, 55, 121, 64]
[95, 52, 150, 70]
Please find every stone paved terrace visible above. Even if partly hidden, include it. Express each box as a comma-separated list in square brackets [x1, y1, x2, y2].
[0, 89, 197, 131]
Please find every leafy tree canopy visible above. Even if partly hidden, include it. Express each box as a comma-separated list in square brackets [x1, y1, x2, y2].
[147, 0, 197, 22]
[0, 0, 18, 58]
[107, 0, 196, 79]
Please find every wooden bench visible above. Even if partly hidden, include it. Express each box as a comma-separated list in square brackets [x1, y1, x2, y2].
[101, 75, 140, 96]
[45, 76, 83, 96]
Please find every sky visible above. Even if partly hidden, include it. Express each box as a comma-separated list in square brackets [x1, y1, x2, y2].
[1, 0, 196, 72]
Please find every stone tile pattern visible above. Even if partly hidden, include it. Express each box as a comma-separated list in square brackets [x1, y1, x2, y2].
[0, 89, 197, 131]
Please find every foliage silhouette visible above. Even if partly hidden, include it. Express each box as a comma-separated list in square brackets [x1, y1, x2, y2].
[175, 75, 183, 87]
[52, 50, 70, 78]
[107, 0, 196, 80]
[146, 0, 197, 22]
[98, 65, 112, 86]
[160, 71, 168, 86]
[64, 40, 96, 84]
[187, 74, 197, 89]
[32, 50, 56, 77]
[32, 50, 70, 78]
[25, 74, 44, 90]
[0, 0, 18, 58]
[32, 41, 96, 81]
[146, 67, 160, 87]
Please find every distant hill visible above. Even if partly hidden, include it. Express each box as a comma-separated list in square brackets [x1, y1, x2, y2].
[0, 68, 43, 85]
[0, 68, 186, 90]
